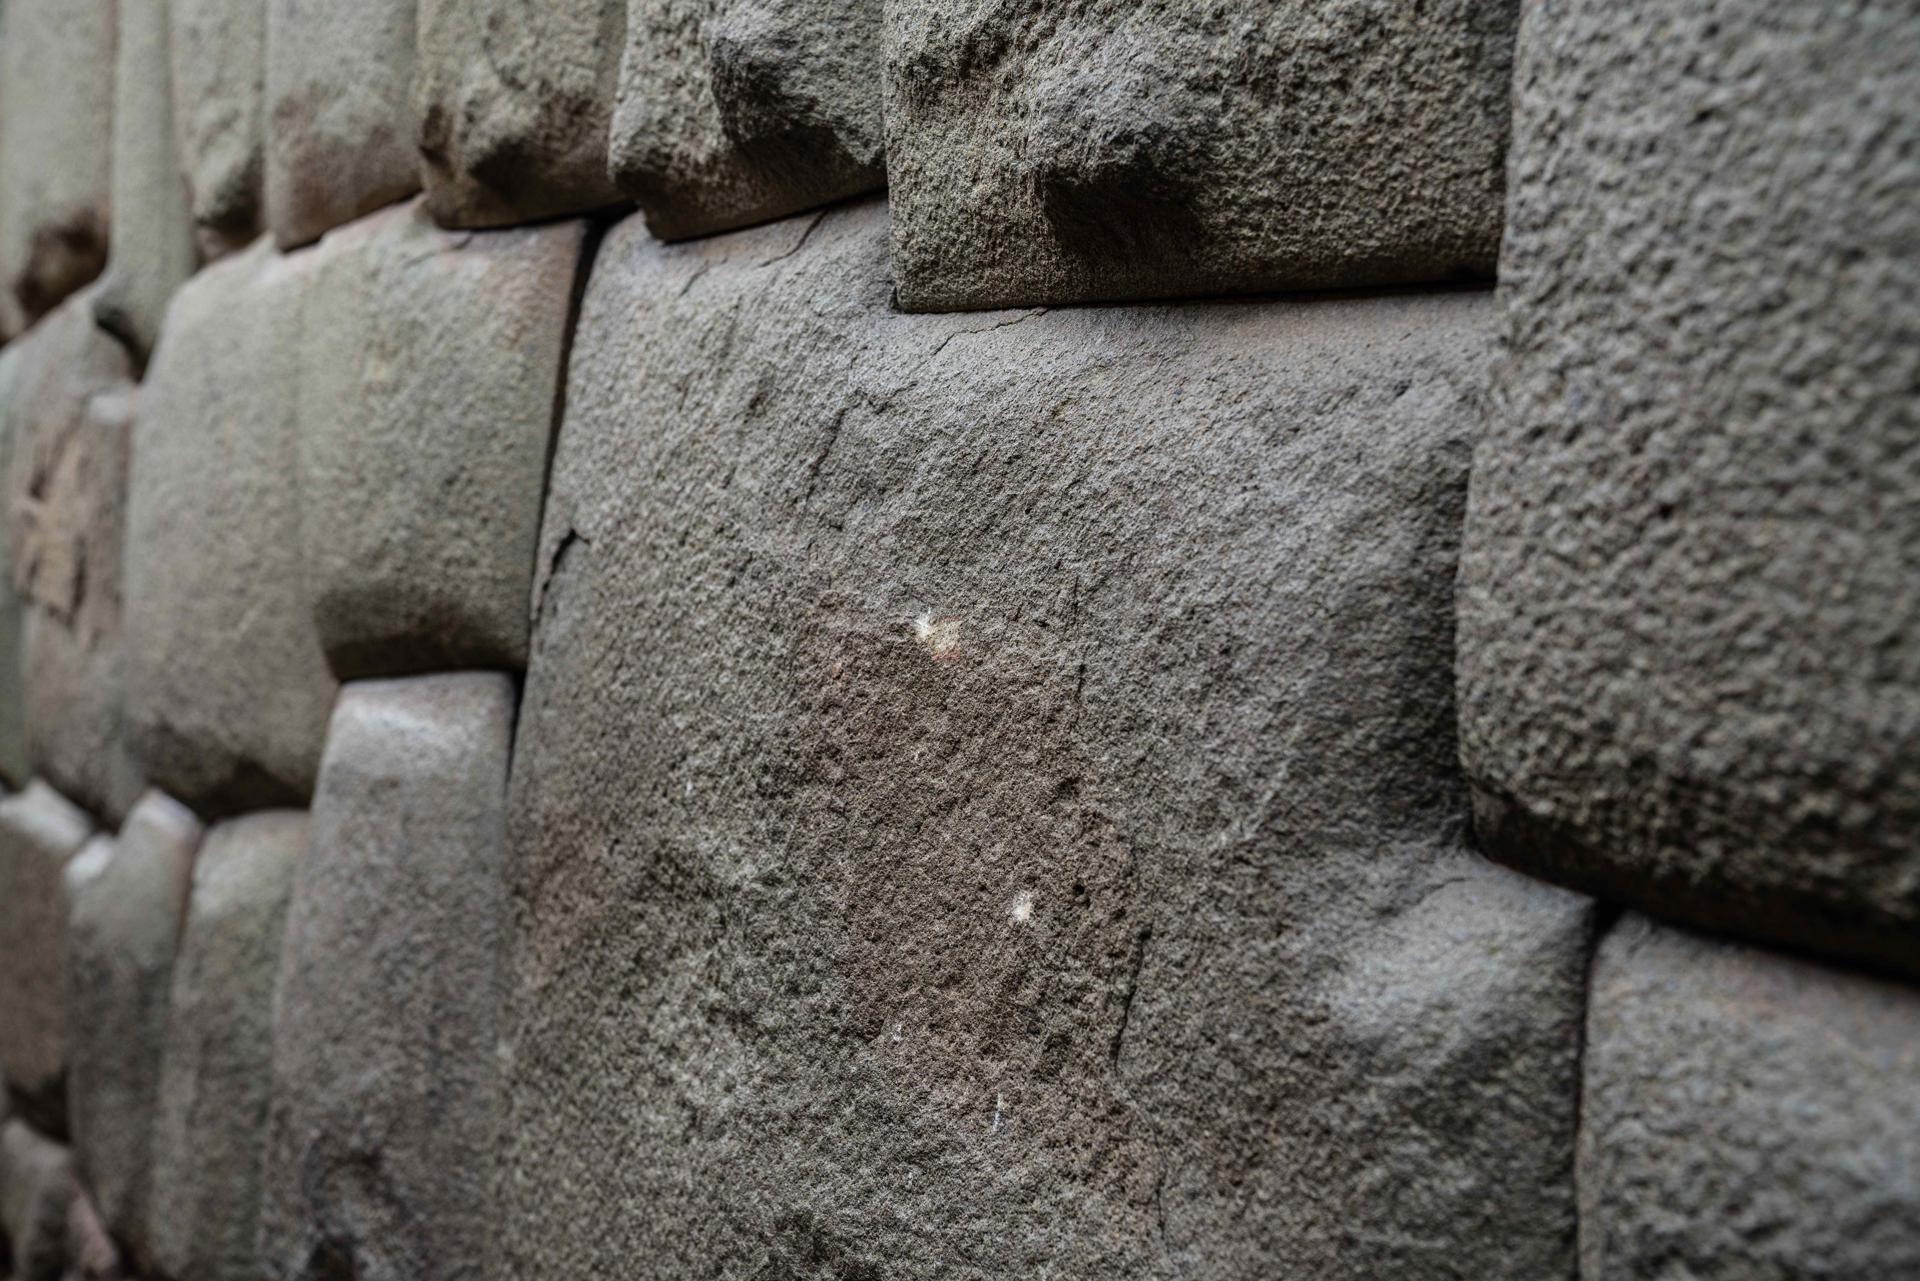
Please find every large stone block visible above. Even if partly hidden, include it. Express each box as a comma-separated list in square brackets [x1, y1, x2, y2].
[0, 349, 28, 791]
[171, 0, 269, 259]
[608, 0, 883, 239]
[265, 0, 421, 248]
[0, 0, 115, 336]
[260, 674, 512, 1281]
[884, 0, 1516, 310]
[64, 792, 202, 1270]
[0, 1120, 73, 1281]
[1582, 914, 1920, 1278]
[147, 811, 304, 1281]
[297, 203, 587, 678]
[413, 0, 626, 227]
[0, 782, 92, 1137]
[124, 244, 338, 818]
[500, 202, 1595, 1279]
[1457, 0, 1920, 978]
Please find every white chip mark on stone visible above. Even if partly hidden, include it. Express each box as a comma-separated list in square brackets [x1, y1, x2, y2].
[912, 613, 963, 660]
[991, 1093, 1005, 1133]
[1010, 889, 1034, 924]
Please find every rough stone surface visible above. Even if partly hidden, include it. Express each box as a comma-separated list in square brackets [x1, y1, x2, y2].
[265, 0, 422, 249]
[171, 0, 269, 259]
[147, 812, 304, 1281]
[0, 0, 115, 337]
[1457, 0, 1920, 979]
[0, 1120, 73, 1281]
[501, 201, 1595, 1279]
[64, 792, 202, 1269]
[1582, 914, 1920, 1279]
[124, 243, 339, 818]
[884, 0, 1516, 310]
[297, 204, 586, 678]
[609, 0, 884, 240]
[0, 783, 92, 1138]
[414, 0, 626, 228]
[260, 674, 513, 1281]
[0, 349, 29, 791]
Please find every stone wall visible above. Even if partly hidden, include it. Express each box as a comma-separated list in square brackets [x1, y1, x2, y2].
[0, 1, 1913, 1278]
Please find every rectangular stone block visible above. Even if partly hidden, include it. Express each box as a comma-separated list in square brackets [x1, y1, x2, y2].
[260, 674, 513, 1281]
[500, 201, 1594, 1280]
[0, 782, 93, 1137]
[171, 0, 269, 259]
[884, 0, 1516, 309]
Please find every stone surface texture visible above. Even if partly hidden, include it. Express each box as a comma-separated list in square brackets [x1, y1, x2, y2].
[297, 203, 586, 678]
[1457, 0, 1920, 978]
[884, 0, 1517, 310]
[265, 0, 422, 249]
[171, 0, 270, 258]
[0, 1119, 74, 1281]
[0, 348, 30, 790]
[123, 243, 339, 818]
[147, 811, 304, 1281]
[0, 782, 93, 1138]
[500, 202, 1594, 1280]
[609, 0, 884, 239]
[260, 674, 513, 1281]
[1581, 913, 1920, 1279]
[63, 792, 202, 1269]
[414, 0, 627, 227]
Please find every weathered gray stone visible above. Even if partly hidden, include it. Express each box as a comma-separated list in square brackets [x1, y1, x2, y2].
[884, 0, 1515, 310]
[297, 203, 586, 677]
[608, 0, 883, 239]
[170, 0, 269, 259]
[0, 783, 92, 1138]
[0, 1120, 73, 1281]
[413, 0, 626, 227]
[124, 243, 338, 818]
[264, 0, 421, 249]
[501, 201, 1594, 1279]
[61, 1185, 124, 1281]
[1457, 0, 1920, 979]
[1582, 914, 1920, 1279]
[260, 674, 512, 1281]
[0, 349, 29, 791]
[147, 811, 303, 1281]
[94, 0, 201, 369]
[0, 0, 115, 337]
[64, 792, 201, 1270]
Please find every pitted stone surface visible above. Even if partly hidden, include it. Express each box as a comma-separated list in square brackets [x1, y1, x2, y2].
[1457, 0, 1920, 978]
[298, 203, 586, 677]
[1582, 914, 1920, 1279]
[0, 782, 93, 1137]
[124, 244, 338, 817]
[171, 0, 269, 258]
[64, 792, 202, 1269]
[414, 0, 627, 227]
[0, 1119, 74, 1281]
[884, 0, 1516, 310]
[260, 674, 513, 1281]
[148, 811, 304, 1281]
[265, 0, 421, 248]
[609, 0, 883, 239]
[500, 201, 1594, 1280]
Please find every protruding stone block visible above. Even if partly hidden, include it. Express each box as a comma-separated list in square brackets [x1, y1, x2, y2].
[1582, 914, 1920, 1278]
[171, 0, 269, 259]
[608, 0, 883, 239]
[298, 203, 587, 677]
[260, 674, 512, 1281]
[0, 782, 93, 1136]
[148, 811, 304, 1281]
[124, 244, 338, 817]
[414, 0, 626, 227]
[884, 0, 1516, 309]
[1457, 0, 1920, 978]
[64, 792, 202, 1269]
[500, 202, 1592, 1279]
[0, 1120, 74, 1281]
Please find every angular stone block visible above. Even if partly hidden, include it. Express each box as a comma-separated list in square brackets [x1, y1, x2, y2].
[0, 0, 115, 336]
[148, 811, 304, 1281]
[0, 782, 92, 1137]
[265, 0, 421, 249]
[0, 1120, 73, 1281]
[500, 202, 1594, 1279]
[297, 204, 587, 677]
[884, 0, 1516, 310]
[608, 0, 883, 239]
[1582, 914, 1920, 1279]
[171, 0, 269, 259]
[1457, 0, 1920, 978]
[414, 0, 626, 227]
[260, 674, 512, 1281]
[64, 792, 202, 1269]
[124, 244, 338, 817]
[0, 349, 29, 791]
